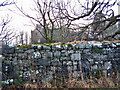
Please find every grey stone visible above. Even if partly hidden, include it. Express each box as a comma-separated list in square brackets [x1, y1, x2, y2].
[61, 50, 68, 56]
[54, 51, 61, 57]
[92, 65, 98, 70]
[51, 60, 62, 66]
[68, 44, 73, 49]
[78, 43, 86, 48]
[33, 51, 41, 58]
[42, 45, 51, 50]
[25, 49, 34, 54]
[36, 59, 51, 66]
[71, 53, 81, 60]
[109, 43, 116, 48]
[67, 61, 72, 65]
[56, 45, 61, 49]
[63, 45, 68, 49]
[86, 44, 92, 48]
[3, 42, 120, 84]
[104, 61, 111, 70]
[102, 43, 109, 48]
[68, 50, 74, 55]
[38, 45, 42, 49]
[116, 43, 120, 47]
[43, 52, 52, 58]
[93, 43, 102, 48]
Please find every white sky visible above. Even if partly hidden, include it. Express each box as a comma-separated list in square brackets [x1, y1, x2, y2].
[0, 0, 35, 34]
[0, 0, 119, 44]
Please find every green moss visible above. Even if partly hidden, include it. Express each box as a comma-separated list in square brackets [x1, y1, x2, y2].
[93, 47, 104, 54]
[43, 42, 70, 46]
[43, 43, 55, 46]
[17, 44, 32, 49]
[13, 81, 25, 85]
[57, 56, 62, 60]
[94, 58, 98, 61]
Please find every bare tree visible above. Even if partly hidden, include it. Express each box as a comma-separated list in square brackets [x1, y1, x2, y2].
[0, 15, 17, 45]
[60, 0, 120, 40]
[14, 0, 76, 43]
[0, 0, 16, 45]
[15, 0, 120, 42]
[0, 0, 15, 7]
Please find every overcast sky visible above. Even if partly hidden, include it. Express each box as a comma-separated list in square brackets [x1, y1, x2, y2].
[0, 0, 35, 35]
[0, 0, 119, 31]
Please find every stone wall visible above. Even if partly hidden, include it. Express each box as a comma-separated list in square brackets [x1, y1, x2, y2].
[1, 41, 120, 85]
[0, 41, 2, 88]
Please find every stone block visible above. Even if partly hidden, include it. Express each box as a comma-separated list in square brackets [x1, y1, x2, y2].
[86, 44, 92, 48]
[71, 53, 81, 60]
[42, 52, 52, 58]
[91, 65, 98, 70]
[54, 51, 61, 57]
[33, 51, 41, 58]
[37, 59, 51, 66]
[78, 43, 86, 48]
[42, 45, 51, 50]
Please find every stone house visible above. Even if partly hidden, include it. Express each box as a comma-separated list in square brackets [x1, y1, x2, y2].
[31, 24, 76, 44]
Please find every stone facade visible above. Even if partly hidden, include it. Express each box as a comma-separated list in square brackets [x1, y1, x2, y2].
[1, 41, 120, 85]
[31, 24, 76, 44]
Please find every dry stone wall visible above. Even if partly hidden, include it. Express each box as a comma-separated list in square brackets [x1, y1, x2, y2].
[1, 41, 120, 85]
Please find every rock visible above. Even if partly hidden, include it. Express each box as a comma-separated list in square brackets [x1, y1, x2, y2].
[71, 53, 81, 60]
[78, 43, 86, 48]
[33, 51, 41, 58]
[116, 43, 120, 47]
[37, 59, 51, 66]
[31, 45, 37, 49]
[86, 44, 92, 48]
[42, 45, 51, 50]
[102, 43, 109, 48]
[68, 44, 73, 49]
[54, 51, 61, 57]
[109, 43, 116, 48]
[92, 65, 98, 70]
[104, 61, 111, 70]
[25, 49, 34, 54]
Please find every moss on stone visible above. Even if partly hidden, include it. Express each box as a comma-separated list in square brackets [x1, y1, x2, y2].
[17, 44, 32, 49]
[93, 47, 104, 54]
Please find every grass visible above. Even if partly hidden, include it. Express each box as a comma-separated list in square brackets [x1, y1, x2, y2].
[2, 75, 120, 89]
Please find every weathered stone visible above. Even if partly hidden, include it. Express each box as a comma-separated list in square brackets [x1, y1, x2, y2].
[25, 49, 34, 54]
[102, 43, 109, 48]
[43, 52, 52, 58]
[38, 45, 42, 50]
[68, 44, 73, 49]
[71, 53, 80, 60]
[116, 43, 120, 47]
[33, 51, 41, 58]
[109, 43, 116, 48]
[2, 42, 120, 85]
[86, 44, 92, 48]
[31, 45, 38, 49]
[91, 65, 98, 70]
[78, 43, 86, 48]
[67, 61, 72, 66]
[104, 61, 111, 70]
[63, 45, 68, 49]
[42, 45, 51, 50]
[61, 50, 67, 56]
[56, 45, 61, 49]
[51, 60, 62, 66]
[54, 51, 61, 57]
[37, 59, 50, 66]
